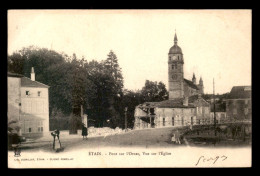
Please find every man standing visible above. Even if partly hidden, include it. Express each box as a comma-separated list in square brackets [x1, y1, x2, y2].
[175, 130, 181, 144]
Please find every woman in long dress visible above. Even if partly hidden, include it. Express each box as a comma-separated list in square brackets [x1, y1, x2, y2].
[82, 124, 88, 140]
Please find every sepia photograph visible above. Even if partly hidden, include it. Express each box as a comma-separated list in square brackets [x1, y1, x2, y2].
[7, 9, 251, 168]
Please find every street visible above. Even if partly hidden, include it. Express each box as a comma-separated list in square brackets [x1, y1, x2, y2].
[16, 124, 251, 153]
[18, 127, 186, 152]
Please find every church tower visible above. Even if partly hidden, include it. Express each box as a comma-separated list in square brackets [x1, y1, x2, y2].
[192, 73, 196, 84]
[198, 77, 204, 94]
[168, 32, 184, 100]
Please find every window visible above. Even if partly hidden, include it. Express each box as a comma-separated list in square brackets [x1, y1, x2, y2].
[233, 108, 237, 115]
[38, 127, 44, 132]
[38, 91, 41, 97]
[172, 117, 174, 126]
[37, 121, 43, 132]
[244, 108, 248, 115]
[172, 63, 177, 70]
[178, 55, 180, 60]
[26, 91, 30, 95]
[163, 118, 165, 126]
[29, 128, 32, 133]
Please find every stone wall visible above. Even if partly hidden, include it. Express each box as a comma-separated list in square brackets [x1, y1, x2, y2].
[226, 99, 251, 120]
[8, 77, 21, 122]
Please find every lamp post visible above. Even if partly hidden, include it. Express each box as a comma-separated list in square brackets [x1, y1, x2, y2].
[124, 107, 128, 131]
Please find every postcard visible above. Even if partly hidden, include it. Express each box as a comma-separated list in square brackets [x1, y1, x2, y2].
[7, 9, 252, 168]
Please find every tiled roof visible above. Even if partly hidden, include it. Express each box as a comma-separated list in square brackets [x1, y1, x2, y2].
[227, 86, 251, 99]
[157, 98, 195, 108]
[137, 102, 160, 108]
[188, 94, 209, 106]
[184, 78, 199, 90]
[8, 72, 24, 78]
[21, 77, 49, 88]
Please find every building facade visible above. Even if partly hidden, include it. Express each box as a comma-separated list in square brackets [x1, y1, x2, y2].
[226, 86, 251, 120]
[8, 68, 50, 138]
[134, 95, 210, 129]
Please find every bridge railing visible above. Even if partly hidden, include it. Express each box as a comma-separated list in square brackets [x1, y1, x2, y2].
[133, 118, 251, 130]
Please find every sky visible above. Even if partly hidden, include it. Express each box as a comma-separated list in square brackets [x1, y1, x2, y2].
[8, 10, 251, 94]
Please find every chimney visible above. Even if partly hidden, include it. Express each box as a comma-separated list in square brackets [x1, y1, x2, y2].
[183, 96, 188, 106]
[31, 67, 35, 81]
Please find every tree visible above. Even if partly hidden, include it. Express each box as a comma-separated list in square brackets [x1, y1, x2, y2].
[8, 47, 127, 129]
[119, 89, 144, 128]
[141, 80, 168, 102]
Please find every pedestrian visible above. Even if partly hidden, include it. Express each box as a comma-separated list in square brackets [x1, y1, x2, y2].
[51, 129, 62, 150]
[82, 123, 88, 140]
[190, 123, 193, 131]
[171, 134, 176, 143]
[175, 130, 181, 144]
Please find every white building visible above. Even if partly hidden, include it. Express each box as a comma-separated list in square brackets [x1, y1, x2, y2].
[8, 68, 50, 138]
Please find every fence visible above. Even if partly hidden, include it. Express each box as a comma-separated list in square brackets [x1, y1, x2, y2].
[134, 118, 251, 130]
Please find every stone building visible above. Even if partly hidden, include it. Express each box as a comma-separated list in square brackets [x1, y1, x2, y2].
[134, 94, 210, 129]
[225, 86, 251, 120]
[8, 67, 50, 138]
[134, 32, 210, 129]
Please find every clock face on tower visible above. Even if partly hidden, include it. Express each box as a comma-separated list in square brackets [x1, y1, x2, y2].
[172, 55, 177, 60]
[172, 75, 177, 80]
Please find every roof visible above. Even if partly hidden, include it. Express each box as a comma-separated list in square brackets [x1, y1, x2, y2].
[184, 78, 199, 90]
[21, 77, 49, 88]
[137, 102, 159, 108]
[8, 72, 24, 78]
[227, 86, 251, 99]
[188, 94, 210, 106]
[169, 44, 183, 54]
[157, 98, 195, 108]
[137, 98, 195, 108]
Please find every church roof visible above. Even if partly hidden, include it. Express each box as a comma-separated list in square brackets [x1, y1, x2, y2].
[169, 45, 183, 54]
[184, 78, 199, 90]
[227, 86, 251, 99]
[21, 77, 49, 88]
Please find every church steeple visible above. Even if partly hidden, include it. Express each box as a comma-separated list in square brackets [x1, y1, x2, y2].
[192, 73, 196, 84]
[198, 76, 204, 94]
[199, 77, 203, 85]
[174, 31, 178, 45]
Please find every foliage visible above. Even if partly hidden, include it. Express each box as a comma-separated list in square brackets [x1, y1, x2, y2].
[141, 80, 168, 102]
[8, 47, 168, 130]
